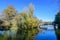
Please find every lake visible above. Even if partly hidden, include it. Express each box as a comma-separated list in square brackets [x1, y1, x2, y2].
[35, 25, 57, 40]
[0, 25, 57, 40]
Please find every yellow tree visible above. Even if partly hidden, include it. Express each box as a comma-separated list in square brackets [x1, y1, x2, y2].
[2, 6, 17, 29]
[3, 6, 17, 20]
[2, 6, 17, 40]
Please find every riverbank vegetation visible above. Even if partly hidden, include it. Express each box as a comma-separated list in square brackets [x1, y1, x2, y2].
[56, 29, 60, 40]
[0, 3, 43, 40]
[54, 11, 60, 40]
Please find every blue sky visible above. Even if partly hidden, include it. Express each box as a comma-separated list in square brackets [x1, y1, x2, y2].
[0, 0, 58, 22]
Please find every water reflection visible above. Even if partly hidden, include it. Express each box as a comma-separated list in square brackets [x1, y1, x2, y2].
[35, 25, 57, 40]
[0, 25, 57, 40]
[0, 31, 4, 35]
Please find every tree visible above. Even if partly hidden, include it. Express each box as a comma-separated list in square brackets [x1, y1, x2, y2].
[3, 6, 17, 20]
[15, 4, 40, 40]
[54, 11, 60, 29]
[29, 3, 34, 17]
[1, 6, 17, 30]
[0, 3, 42, 40]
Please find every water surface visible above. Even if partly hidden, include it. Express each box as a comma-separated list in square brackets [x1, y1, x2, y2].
[0, 25, 57, 40]
[35, 25, 57, 40]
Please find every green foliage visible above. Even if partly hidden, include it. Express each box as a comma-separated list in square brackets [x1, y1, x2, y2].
[54, 11, 60, 29]
[56, 29, 60, 40]
[55, 12, 60, 24]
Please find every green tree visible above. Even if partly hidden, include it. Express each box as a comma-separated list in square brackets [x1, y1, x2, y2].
[54, 11, 60, 29]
